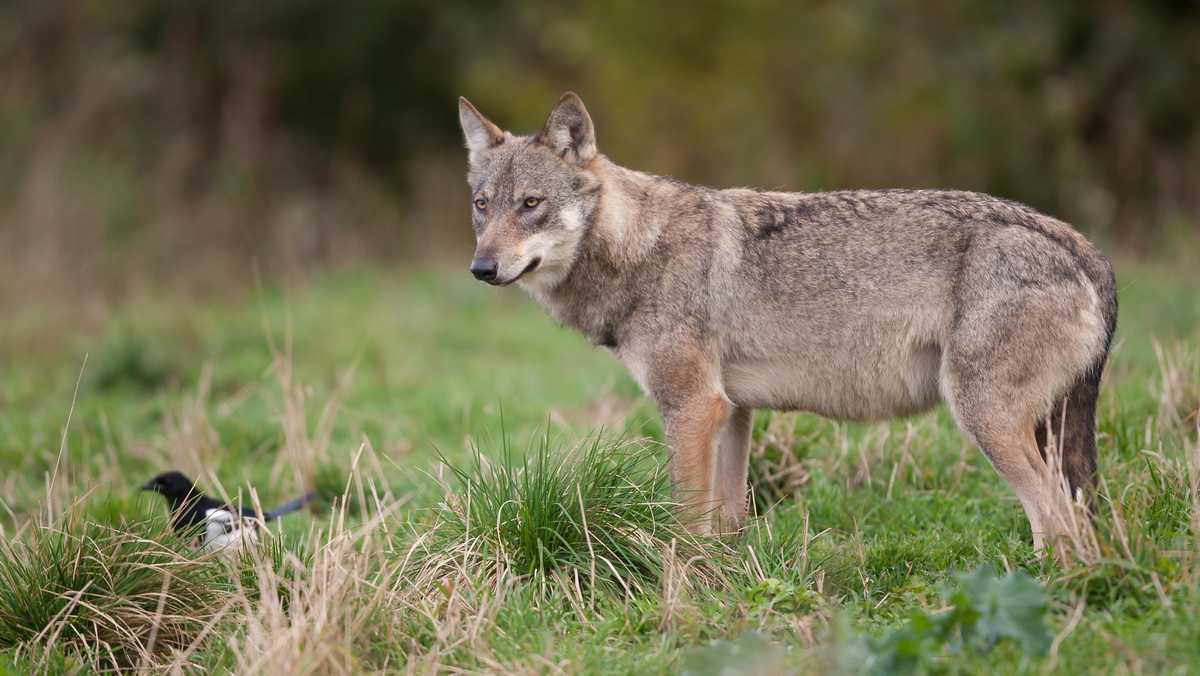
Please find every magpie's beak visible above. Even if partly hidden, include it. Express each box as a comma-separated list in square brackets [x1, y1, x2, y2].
[140, 480, 157, 491]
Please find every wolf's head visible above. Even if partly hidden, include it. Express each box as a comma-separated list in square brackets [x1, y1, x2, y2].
[458, 92, 602, 290]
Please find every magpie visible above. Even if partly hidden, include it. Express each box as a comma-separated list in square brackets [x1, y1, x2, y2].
[141, 471, 315, 552]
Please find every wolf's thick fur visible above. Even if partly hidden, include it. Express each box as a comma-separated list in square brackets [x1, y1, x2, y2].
[458, 92, 1117, 552]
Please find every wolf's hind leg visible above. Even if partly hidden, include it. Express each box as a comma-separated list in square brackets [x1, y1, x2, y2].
[944, 378, 1073, 554]
[977, 425, 1071, 554]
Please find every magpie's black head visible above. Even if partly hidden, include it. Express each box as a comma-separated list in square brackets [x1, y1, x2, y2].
[141, 471, 198, 502]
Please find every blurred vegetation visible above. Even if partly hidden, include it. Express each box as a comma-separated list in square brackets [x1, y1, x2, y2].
[1, 0, 1197, 304]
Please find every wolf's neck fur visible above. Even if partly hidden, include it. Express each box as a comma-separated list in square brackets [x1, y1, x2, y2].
[590, 161, 676, 265]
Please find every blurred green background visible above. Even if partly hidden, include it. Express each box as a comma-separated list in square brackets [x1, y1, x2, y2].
[1, 0, 1197, 307]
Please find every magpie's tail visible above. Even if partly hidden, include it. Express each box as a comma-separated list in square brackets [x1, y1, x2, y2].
[264, 491, 317, 521]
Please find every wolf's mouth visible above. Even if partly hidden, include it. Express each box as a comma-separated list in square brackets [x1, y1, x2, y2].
[516, 257, 542, 280]
[488, 257, 542, 286]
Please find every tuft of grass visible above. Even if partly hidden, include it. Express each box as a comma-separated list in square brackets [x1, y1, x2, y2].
[227, 533, 313, 618]
[403, 431, 732, 607]
[0, 506, 229, 671]
[221, 509, 402, 674]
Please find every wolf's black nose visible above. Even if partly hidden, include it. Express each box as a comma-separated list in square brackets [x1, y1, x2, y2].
[470, 257, 498, 282]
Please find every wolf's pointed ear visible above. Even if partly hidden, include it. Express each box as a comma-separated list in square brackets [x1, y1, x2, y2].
[538, 92, 596, 165]
[459, 97, 505, 167]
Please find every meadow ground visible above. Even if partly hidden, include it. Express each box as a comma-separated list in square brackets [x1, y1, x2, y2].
[0, 255, 1197, 674]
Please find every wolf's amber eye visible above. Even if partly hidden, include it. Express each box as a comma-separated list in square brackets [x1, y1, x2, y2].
[524, 197, 541, 208]
[474, 199, 487, 211]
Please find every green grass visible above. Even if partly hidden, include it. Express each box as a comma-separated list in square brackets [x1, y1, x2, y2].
[413, 432, 724, 597]
[0, 259, 1198, 673]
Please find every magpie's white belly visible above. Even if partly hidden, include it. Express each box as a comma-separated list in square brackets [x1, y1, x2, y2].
[202, 508, 260, 553]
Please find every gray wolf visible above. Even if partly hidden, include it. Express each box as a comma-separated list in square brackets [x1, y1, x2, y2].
[457, 92, 1117, 554]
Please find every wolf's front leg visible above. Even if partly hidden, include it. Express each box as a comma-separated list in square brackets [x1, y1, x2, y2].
[660, 390, 733, 535]
[714, 405, 754, 531]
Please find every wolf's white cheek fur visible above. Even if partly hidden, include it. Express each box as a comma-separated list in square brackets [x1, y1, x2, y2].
[559, 206, 584, 232]
[514, 210, 587, 291]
